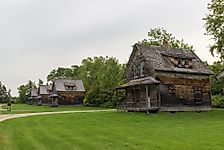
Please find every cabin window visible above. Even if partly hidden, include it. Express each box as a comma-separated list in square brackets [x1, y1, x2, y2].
[133, 65, 139, 78]
[65, 85, 76, 90]
[172, 58, 193, 69]
[134, 62, 144, 78]
[177, 59, 183, 67]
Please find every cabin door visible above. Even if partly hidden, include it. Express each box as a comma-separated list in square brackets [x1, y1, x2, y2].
[193, 86, 203, 105]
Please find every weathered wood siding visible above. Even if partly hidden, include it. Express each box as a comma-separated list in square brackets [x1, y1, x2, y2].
[57, 91, 84, 105]
[125, 48, 154, 82]
[156, 72, 211, 106]
[41, 94, 51, 104]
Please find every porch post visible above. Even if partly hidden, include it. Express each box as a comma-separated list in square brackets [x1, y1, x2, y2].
[125, 88, 127, 111]
[146, 85, 149, 109]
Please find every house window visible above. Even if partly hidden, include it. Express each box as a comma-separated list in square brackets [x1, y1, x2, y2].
[133, 62, 144, 79]
[133, 65, 139, 79]
[172, 58, 193, 69]
[177, 59, 183, 68]
[65, 85, 76, 90]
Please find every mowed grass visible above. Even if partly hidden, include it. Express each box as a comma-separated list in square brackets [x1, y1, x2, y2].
[0, 104, 106, 114]
[1, 109, 224, 150]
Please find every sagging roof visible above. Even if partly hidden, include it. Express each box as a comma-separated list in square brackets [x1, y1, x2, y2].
[116, 77, 160, 89]
[39, 85, 52, 95]
[54, 79, 85, 92]
[31, 88, 38, 97]
[135, 44, 213, 75]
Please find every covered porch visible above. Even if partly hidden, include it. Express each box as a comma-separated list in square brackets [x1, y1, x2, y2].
[48, 94, 62, 107]
[116, 77, 160, 112]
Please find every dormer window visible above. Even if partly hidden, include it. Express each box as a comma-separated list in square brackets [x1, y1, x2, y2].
[64, 83, 76, 90]
[65, 85, 76, 90]
[168, 57, 193, 69]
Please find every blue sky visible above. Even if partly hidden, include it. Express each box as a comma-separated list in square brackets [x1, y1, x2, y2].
[0, 0, 218, 96]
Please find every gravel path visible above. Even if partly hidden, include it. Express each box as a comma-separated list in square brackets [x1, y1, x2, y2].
[0, 109, 116, 122]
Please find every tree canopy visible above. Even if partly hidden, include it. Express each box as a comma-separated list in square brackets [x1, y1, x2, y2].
[138, 27, 194, 50]
[204, 0, 224, 60]
[17, 80, 36, 103]
[46, 56, 125, 107]
[47, 65, 80, 82]
[209, 61, 224, 107]
[209, 61, 224, 95]
[0, 81, 11, 103]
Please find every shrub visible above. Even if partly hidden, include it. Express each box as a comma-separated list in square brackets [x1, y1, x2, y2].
[212, 95, 224, 108]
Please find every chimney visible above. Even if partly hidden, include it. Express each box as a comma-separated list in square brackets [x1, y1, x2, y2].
[162, 37, 169, 49]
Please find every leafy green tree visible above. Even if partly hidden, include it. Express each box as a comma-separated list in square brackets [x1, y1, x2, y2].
[78, 56, 125, 107]
[17, 80, 36, 103]
[47, 65, 80, 82]
[0, 81, 11, 103]
[209, 61, 224, 95]
[38, 79, 44, 86]
[204, 0, 224, 59]
[139, 27, 194, 50]
[209, 61, 224, 107]
[17, 85, 27, 103]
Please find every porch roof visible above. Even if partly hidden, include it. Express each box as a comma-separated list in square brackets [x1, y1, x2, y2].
[116, 77, 160, 89]
[48, 93, 62, 98]
[36, 96, 42, 99]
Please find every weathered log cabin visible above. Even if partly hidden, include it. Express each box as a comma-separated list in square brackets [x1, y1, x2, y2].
[28, 88, 38, 105]
[48, 79, 85, 106]
[116, 44, 213, 112]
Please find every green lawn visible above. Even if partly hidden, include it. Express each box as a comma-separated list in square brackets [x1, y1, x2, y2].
[0, 104, 106, 114]
[1, 109, 224, 150]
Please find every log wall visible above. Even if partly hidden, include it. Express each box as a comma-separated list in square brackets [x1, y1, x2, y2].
[156, 72, 211, 106]
[57, 91, 84, 105]
[41, 94, 51, 104]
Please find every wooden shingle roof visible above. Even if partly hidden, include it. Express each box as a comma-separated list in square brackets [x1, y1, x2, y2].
[135, 44, 213, 75]
[39, 85, 52, 95]
[116, 77, 160, 89]
[54, 79, 85, 92]
[30, 88, 38, 97]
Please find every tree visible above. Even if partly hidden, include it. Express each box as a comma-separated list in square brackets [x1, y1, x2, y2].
[204, 0, 224, 60]
[78, 56, 125, 107]
[138, 27, 194, 50]
[47, 65, 80, 82]
[209, 61, 224, 107]
[0, 81, 11, 103]
[209, 61, 224, 95]
[38, 79, 44, 86]
[17, 80, 36, 103]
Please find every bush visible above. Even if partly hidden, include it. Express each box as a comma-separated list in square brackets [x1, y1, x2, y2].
[212, 95, 224, 108]
[85, 89, 125, 108]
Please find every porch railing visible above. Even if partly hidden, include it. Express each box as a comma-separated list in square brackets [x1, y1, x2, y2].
[116, 101, 149, 111]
